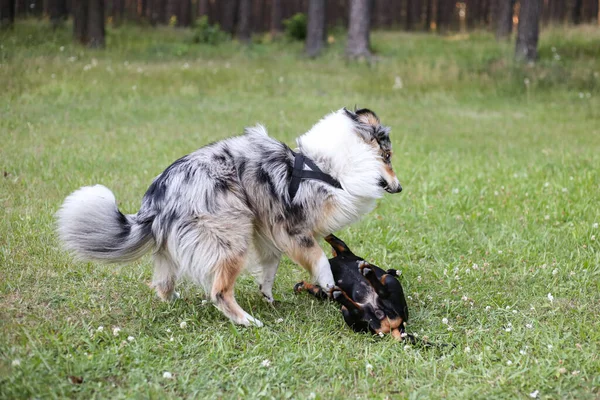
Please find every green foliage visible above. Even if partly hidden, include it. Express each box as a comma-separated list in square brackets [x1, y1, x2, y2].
[192, 16, 229, 45]
[283, 13, 307, 41]
[1, 21, 600, 399]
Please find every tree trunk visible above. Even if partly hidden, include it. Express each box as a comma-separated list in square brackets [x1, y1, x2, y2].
[425, 0, 433, 30]
[496, 0, 515, 39]
[237, 0, 251, 42]
[346, 0, 372, 58]
[270, 0, 282, 36]
[548, 0, 566, 23]
[221, 0, 238, 34]
[515, 0, 541, 63]
[306, 0, 326, 57]
[436, 0, 454, 33]
[0, 0, 16, 29]
[572, 0, 583, 23]
[406, 0, 422, 30]
[177, 0, 192, 26]
[49, 0, 68, 29]
[74, 0, 105, 48]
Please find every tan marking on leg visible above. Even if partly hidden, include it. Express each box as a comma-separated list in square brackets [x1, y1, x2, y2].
[210, 255, 248, 324]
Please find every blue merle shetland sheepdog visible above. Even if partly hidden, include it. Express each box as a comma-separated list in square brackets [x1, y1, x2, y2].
[56, 108, 402, 326]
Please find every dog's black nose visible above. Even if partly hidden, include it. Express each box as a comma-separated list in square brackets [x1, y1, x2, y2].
[386, 184, 402, 194]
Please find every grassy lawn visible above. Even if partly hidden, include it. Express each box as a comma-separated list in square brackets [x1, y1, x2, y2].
[1, 22, 599, 399]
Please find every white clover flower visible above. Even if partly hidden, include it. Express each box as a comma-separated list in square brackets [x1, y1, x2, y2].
[452, 188, 459, 194]
[579, 92, 585, 99]
[170, 337, 174, 342]
[544, 215, 550, 220]
[506, 360, 513, 365]
[447, 326, 454, 331]
[547, 344, 553, 350]
[112, 327, 121, 336]
[404, 345, 411, 350]
[11, 359, 21, 367]
[520, 349, 526, 355]
[393, 76, 403, 90]
[547, 293, 554, 303]
[97, 326, 104, 332]
[127, 336, 135, 342]
[461, 295, 468, 302]
[559, 367, 567, 374]
[530, 390, 539, 398]
[378, 332, 385, 338]
[524, 78, 530, 85]
[571, 370, 580, 376]
[201, 299, 208, 305]
[276, 318, 284, 323]
[163, 371, 173, 379]
[308, 393, 316, 400]
[465, 346, 471, 353]
[512, 310, 517, 314]
[180, 321, 187, 329]
[261, 359, 271, 367]
[561, 188, 567, 193]
[498, 250, 503, 254]
[442, 318, 448, 324]
[552, 268, 559, 276]
[417, 275, 422, 282]
[526, 323, 533, 329]
[544, 182, 550, 187]
[59, 46, 65, 52]
[505, 327, 512, 332]
[485, 306, 491, 311]
[592, 235, 596, 241]
[592, 223, 598, 229]
[166, 328, 172, 333]
[472, 263, 479, 270]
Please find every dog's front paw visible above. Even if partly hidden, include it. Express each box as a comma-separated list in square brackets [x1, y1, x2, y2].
[293, 281, 307, 293]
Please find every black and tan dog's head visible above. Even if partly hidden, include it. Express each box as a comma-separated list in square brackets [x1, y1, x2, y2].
[343, 108, 402, 194]
[295, 234, 409, 340]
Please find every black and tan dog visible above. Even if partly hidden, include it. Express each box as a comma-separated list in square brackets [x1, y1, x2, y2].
[294, 234, 410, 340]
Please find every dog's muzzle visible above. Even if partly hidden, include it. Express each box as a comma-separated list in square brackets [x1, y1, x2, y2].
[385, 180, 402, 194]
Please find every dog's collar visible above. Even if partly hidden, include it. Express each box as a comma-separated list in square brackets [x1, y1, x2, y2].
[289, 151, 342, 200]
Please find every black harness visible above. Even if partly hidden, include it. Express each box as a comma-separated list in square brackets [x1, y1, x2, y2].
[288, 151, 342, 200]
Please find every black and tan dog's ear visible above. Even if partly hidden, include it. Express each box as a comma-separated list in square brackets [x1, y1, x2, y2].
[324, 234, 353, 257]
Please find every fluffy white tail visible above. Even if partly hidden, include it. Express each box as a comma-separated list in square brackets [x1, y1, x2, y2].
[56, 185, 154, 263]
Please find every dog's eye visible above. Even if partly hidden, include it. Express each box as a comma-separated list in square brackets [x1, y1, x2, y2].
[384, 152, 392, 162]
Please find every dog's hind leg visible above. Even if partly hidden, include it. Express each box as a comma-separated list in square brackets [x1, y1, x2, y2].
[211, 253, 263, 327]
[152, 251, 179, 301]
[330, 287, 364, 318]
[358, 261, 391, 298]
[252, 237, 281, 303]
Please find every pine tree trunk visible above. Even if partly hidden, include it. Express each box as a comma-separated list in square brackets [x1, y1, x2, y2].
[0, 0, 16, 29]
[436, 0, 454, 33]
[515, 0, 541, 63]
[74, 0, 105, 48]
[406, 0, 422, 30]
[425, 0, 433, 30]
[346, 0, 372, 58]
[270, 0, 282, 36]
[221, 0, 238, 34]
[306, 0, 326, 57]
[178, 0, 192, 26]
[548, 0, 566, 23]
[237, 0, 251, 42]
[49, 0, 68, 29]
[572, 0, 583, 23]
[496, 0, 514, 39]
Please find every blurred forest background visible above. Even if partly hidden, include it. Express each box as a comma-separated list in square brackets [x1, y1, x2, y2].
[1, 0, 599, 62]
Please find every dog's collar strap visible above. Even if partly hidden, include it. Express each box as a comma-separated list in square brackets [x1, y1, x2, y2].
[289, 151, 342, 200]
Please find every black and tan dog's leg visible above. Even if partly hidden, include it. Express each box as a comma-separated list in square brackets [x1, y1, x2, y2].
[329, 286, 364, 318]
[293, 281, 328, 299]
[358, 261, 393, 298]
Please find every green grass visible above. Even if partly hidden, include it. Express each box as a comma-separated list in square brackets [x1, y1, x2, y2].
[1, 21, 599, 399]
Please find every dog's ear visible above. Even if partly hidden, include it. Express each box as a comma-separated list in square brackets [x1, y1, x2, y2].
[343, 107, 382, 143]
[324, 234, 353, 256]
